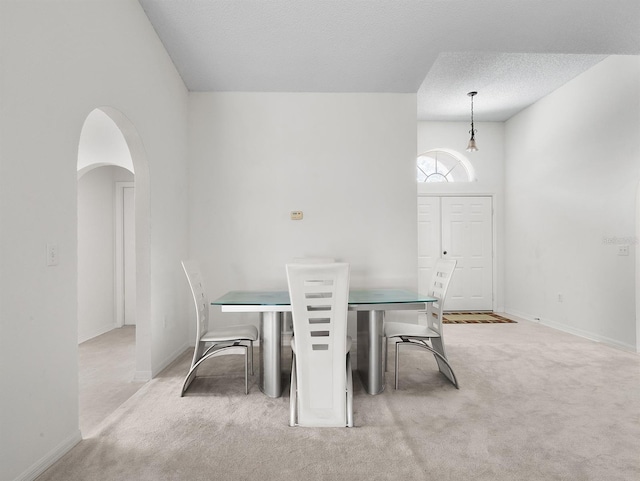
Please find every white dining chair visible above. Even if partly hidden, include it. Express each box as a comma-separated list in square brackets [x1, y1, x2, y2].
[284, 258, 336, 332]
[287, 262, 353, 427]
[180, 260, 258, 396]
[291, 257, 336, 264]
[384, 258, 459, 389]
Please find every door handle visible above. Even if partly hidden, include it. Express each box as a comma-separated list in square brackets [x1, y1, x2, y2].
[443, 251, 447, 255]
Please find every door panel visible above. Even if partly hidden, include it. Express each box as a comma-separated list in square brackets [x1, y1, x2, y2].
[417, 197, 441, 295]
[441, 196, 493, 311]
[417, 196, 494, 310]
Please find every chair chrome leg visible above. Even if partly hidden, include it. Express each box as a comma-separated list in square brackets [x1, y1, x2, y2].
[244, 345, 249, 395]
[394, 341, 400, 389]
[249, 340, 254, 376]
[181, 365, 199, 397]
[181, 344, 251, 396]
[346, 353, 354, 427]
[393, 340, 459, 390]
[384, 336, 388, 372]
[289, 355, 297, 427]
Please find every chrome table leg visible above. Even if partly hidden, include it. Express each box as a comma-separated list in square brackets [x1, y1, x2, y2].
[356, 310, 385, 394]
[259, 311, 283, 397]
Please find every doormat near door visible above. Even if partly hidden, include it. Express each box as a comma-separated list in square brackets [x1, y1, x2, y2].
[443, 312, 516, 324]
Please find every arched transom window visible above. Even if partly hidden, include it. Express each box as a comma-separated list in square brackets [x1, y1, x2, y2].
[417, 149, 475, 183]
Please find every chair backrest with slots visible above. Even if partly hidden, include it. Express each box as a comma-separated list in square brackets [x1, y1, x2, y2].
[286, 262, 350, 427]
[182, 261, 209, 340]
[290, 257, 336, 264]
[425, 259, 456, 336]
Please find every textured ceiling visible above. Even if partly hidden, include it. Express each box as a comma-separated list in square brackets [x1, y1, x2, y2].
[138, 0, 640, 121]
[418, 52, 608, 121]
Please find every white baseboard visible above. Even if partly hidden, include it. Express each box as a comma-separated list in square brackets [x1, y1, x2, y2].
[77, 322, 118, 344]
[503, 308, 538, 323]
[14, 430, 81, 481]
[151, 341, 190, 378]
[133, 370, 152, 382]
[134, 341, 189, 381]
[504, 309, 638, 353]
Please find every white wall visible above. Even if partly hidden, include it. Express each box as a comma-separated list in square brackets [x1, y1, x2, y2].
[188, 92, 418, 333]
[0, 1, 189, 480]
[417, 121, 505, 195]
[504, 55, 640, 351]
[77, 166, 134, 343]
[416, 121, 506, 310]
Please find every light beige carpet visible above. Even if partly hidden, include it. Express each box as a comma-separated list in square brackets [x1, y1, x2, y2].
[79, 326, 146, 435]
[38, 319, 640, 481]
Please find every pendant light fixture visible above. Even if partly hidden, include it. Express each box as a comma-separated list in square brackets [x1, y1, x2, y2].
[466, 91, 478, 152]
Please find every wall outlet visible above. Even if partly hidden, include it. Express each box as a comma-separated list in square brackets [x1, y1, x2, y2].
[46, 243, 59, 266]
[290, 211, 303, 220]
[618, 245, 629, 256]
[557, 293, 564, 303]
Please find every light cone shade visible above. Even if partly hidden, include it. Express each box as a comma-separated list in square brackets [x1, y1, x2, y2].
[466, 138, 478, 152]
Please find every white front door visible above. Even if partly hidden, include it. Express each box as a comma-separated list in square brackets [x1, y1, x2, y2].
[418, 196, 493, 311]
[417, 196, 442, 295]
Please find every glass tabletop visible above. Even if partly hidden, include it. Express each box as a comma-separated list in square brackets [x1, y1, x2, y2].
[212, 290, 291, 306]
[348, 289, 435, 304]
[211, 289, 435, 306]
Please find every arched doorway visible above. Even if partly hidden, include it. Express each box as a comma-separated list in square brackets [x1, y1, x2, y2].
[78, 109, 135, 341]
[77, 107, 151, 435]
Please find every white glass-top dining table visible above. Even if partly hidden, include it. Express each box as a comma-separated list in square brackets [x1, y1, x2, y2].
[211, 289, 436, 398]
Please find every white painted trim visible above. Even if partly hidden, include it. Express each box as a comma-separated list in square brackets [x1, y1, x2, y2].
[505, 309, 639, 354]
[13, 430, 81, 481]
[419, 148, 477, 182]
[150, 341, 190, 378]
[114, 181, 134, 328]
[77, 322, 118, 345]
[417, 193, 498, 312]
[636, 180, 640, 353]
[133, 370, 153, 382]
[99, 106, 152, 379]
[78, 162, 134, 179]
